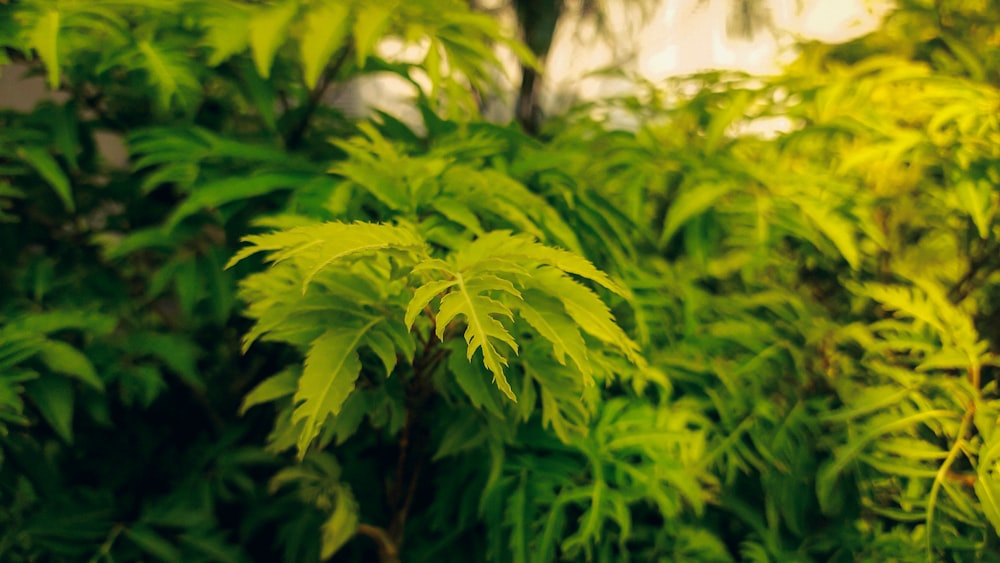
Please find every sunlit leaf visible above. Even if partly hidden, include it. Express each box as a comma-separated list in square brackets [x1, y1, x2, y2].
[248, 1, 298, 78]
[299, 0, 351, 88]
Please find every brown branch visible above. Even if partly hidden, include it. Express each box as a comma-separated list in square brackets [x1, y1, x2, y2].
[380, 327, 448, 559]
[285, 47, 352, 149]
[949, 239, 1000, 303]
[356, 524, 399, 563]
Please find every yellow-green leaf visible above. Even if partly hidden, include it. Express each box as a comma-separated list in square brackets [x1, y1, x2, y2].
[249, 1, 299, 78]
[436, 273, 518, 401]
[299, 1, 352, 88]
[239, 367, 298, 415]
[405, 279, 456, 329]
[954, 178, 994, 239]
[518, 293, 592, 379]
[660, 182, 732, 248]
[796, 197, 860, 269]
[977, 434, 1000, 536]
[352, 3, 394, 67]
[29, 9, 61, 88]
[320, 489, 359, 559]
[292, 322, 376, 457]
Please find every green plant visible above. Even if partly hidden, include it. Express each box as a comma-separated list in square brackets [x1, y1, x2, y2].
[3, 0, 1000, 561]
[542, 0, 1000, 559]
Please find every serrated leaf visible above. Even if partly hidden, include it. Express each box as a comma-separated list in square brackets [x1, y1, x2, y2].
[853, 282, 945, 336]
[136, 39, 201, 110]
[227, 222, 426, 287]
[380, 315, 416, 365]
[816, 409, 957, 514]
[529, 268, 642, 366]
[49, 102, 80, 171]
[447, 342, 504, 416]
[405, 279, 457, 328]
[248, 1, 298, 78]
[511, 237, 627, 297]
[436, 273, 518, 401]
[1, 310, 116, 337]
[954, 178, 993, 239]
[174, 259, 201, 320]
[434, 197, 485, 235]
[456, 231, 627, 296]
[796, 197, 860, 269]
[300, 1, 351, 88]
[518, 293, 591, 379]
[433, 411, 488, 460]
[507, 470, 530, 563]
[292, 322, 378, 457]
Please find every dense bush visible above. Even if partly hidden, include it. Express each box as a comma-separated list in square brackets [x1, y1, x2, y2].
[2, 0, 999, 561]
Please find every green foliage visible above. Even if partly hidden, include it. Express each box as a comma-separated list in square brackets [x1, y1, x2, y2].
[231, 222, 640, 455]
[3, 0, 1000, 561]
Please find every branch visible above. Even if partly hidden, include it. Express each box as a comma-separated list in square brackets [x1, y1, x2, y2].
[356, 524, 399, 563]
[284, 47, 352, 149]
[381, 331, 443, 558]
[949, 239, 1000, 303]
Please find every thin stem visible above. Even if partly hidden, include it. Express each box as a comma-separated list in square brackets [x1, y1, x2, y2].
[926, 408, 973, 561]
[356, 523, 399, 563]
[88, 523, 125, 563]
[285, 47, 352, 149]
[949, 239, 1000, 303]
[380, 325, 445, 560]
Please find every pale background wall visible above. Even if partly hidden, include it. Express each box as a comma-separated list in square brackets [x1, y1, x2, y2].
[0, 0, 890, 165]
[337, 0, 889, 124]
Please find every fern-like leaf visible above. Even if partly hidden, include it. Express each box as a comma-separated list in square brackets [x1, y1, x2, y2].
[436, 273, 519, 400]
[299, 0, 351, 88]
[518, 292, 592, 379]
[248, 1, 298, 78]
[528, 267, 643, 366]
[453, 230, 627, 296]
[228, 221, 427, 291]
[293, 321, 377, 457]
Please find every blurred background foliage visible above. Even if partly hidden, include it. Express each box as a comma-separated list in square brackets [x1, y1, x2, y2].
[1, 0, 1000, 561]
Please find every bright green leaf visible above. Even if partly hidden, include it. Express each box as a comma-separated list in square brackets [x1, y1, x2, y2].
[29, 8, 61, 88]
[240, 367, 298, 414]
[299, 1, 352, 88]
[292, 322, 378, 457]
[248, 1, 299, 78]
[319, 488, 359, 559]
[352, 3, 394, 67]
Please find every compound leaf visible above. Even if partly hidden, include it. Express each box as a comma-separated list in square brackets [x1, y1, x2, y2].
[292, 322, 377, 457]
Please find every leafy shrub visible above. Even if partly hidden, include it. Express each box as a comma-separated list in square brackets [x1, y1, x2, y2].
[1, 0, 999, 561]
